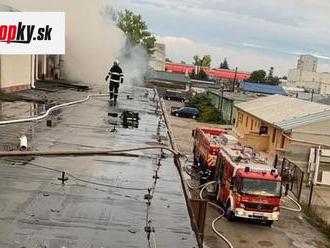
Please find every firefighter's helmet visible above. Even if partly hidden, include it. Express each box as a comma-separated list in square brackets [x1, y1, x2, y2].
[114, 59, 119, 65]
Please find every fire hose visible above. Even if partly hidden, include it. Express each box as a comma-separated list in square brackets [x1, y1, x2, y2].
[0, 93, 110, 126]
[281, 187, 302, 212]
[198, 182, 301, 248]
[0, 145, 180, 158]
[199, 181, 234, 248]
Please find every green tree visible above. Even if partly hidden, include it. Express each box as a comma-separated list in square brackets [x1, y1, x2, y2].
[246, 70, 267, 83]
[219, 58, 229, 69]
[201, 55, 211, 68]
[117, 9, 156, 54]
[190, 69, 208, 80]
[268, 66, 274, 79]
[186, 93, 224, 124]
[246, 68, 280, 85]
[193, 55, 212, 68]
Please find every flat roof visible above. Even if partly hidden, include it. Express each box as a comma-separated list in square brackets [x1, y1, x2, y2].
[146, 70, 191, 84]
[240, 82, 287, 95]
[235, 94, 330, 130]
[0, 86, 198, 247]
[209, 91, 258, 102]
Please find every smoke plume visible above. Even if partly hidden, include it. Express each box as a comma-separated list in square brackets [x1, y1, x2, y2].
[0, 0, 149, 86]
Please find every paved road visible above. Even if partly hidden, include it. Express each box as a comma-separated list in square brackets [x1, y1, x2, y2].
[0, 86, 198, 248]
[164, 99, 330, 248]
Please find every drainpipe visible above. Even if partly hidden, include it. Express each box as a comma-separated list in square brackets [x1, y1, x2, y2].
[31, 55, 35, 89]
[229, 101, 234, 124]
[232, 67, 238, 92]
[219, 87, 224, 118]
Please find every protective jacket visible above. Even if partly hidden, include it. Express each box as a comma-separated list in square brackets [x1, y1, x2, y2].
[106, 65, 124, 84]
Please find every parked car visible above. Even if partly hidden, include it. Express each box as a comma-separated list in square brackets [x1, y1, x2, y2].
[164, 90, 185, 102]
[171, 107, 199, 119]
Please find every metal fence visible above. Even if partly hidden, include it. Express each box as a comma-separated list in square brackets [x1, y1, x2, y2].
[279, 158, 305, 201]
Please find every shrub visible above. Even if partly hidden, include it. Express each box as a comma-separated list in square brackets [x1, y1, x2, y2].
[186, 93, 225, 124]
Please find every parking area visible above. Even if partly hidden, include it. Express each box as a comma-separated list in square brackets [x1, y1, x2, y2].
[163, 99, 330, 248]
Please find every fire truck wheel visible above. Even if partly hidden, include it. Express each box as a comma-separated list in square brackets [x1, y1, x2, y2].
[264, 220, 273, 227]
[226, 203, 235, 221]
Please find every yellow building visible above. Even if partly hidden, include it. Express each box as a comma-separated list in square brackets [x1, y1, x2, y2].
[234, 95, 330, 165]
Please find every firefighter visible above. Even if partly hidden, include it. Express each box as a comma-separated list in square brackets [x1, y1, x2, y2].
[105, 59, 124, 104]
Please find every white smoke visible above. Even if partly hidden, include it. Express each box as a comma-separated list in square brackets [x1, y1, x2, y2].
[0, 0, 149, 86]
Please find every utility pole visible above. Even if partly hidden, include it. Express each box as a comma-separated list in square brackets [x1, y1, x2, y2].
[219, 85, 224, 118]
[232, 67, 238, 92]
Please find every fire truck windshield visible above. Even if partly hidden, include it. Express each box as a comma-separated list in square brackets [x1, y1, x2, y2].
[240, 178, 281, 197]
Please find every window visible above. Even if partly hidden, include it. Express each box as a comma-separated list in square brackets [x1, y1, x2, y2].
[240, 179, 282, 197]
[260, 126, 268, 135]
[250, 120, 254, 130]
[272, 129, 277, 143]
[246, 116, 249, 127]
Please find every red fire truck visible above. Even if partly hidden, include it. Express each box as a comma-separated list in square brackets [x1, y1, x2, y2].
[214, 134, 282, 226]
[192, 127, 227, 170]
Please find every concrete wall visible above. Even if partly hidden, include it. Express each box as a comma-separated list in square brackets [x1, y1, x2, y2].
[240, 132, 269, 151]
[292, 119, 330, 146]
[234, 109, 290, 153]
[297, 55, 318, 72]
[287, 69, 330, 94]
[0, 55, 33, 93]
[234, 110, 261, 135]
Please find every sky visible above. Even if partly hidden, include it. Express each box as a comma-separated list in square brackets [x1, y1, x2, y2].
[115, 0, 330, 75]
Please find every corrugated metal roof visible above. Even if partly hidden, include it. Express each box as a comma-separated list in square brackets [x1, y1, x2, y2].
[240, 82, 287, 95]
[276, 110, 330, 130]
[235, 95, 330, 130]
[209, 91, 258, 101]
[146, 70, 191, 84]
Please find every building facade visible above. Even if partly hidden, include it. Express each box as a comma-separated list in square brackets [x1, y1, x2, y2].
[0, 55, 36, 93]
[234, 95, 330, 168]
[208, 91, 257, 124]
[287, 55, 330, 95]
[297, 55, 318, 72]
[288, 69, 330, 94]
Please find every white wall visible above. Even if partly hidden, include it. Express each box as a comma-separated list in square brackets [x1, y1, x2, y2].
[297, 55, 318, 72]
[0, 55, 33, 91]
[287, 69, 330, 94]
[292, 118, 330, 145]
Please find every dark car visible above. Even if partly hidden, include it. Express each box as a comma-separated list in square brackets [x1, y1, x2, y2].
[164, 90, 185, 102]
[171, 107, 199, 119]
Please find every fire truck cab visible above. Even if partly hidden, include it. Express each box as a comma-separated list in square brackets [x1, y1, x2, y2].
[215, 135, 282, 226]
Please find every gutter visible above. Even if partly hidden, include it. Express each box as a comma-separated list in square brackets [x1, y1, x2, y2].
[282, 133, 330, 148]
